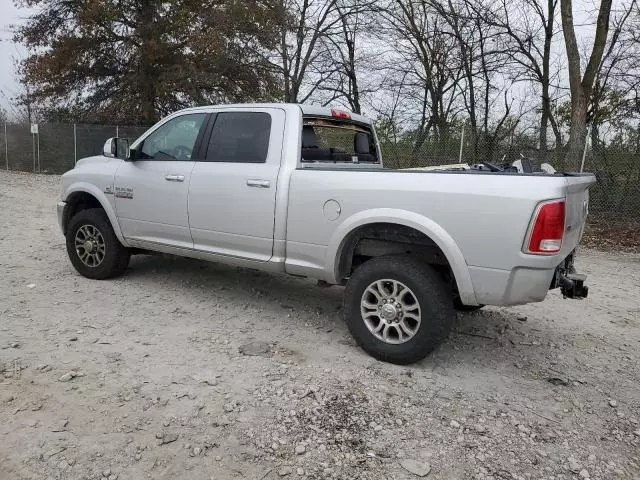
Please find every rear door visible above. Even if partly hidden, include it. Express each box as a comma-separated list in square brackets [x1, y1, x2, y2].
[114, 112, 208, 248]
[188, 108, 285, 261]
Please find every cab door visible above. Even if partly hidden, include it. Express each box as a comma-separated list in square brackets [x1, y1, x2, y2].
[114, 112, 208, 248]
[188, 109, 284, 261]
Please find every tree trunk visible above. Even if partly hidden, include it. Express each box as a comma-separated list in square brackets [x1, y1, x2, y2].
[464, 66, 478, 161]
[137, 0, 157, 123]
[344, 28, 361, 114]
[347, 60, 361, 114]
[564, 91, 588, 169]
[560, 0, 612, 168]
[549, 110, 562, 151]
[412, 93, 431, 158]
[539, 0, 554, 162]
[539, 78, 552, 162]
[281, 30, 292, 102]
[350, 78, 361, 114]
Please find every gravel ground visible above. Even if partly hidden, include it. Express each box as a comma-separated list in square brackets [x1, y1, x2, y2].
[1, 170, 639, 480]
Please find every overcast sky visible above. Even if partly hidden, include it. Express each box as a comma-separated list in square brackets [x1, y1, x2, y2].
[0, 1, 29, 115]
[0, 0, 623, 116]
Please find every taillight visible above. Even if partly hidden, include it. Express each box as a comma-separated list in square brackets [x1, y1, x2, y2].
[526, 200, 565, 254]
[330, 108, 351, 119]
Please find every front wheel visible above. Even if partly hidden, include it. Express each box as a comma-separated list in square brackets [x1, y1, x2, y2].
[343, 256, 455, 365]
[65, 208, 130, 279]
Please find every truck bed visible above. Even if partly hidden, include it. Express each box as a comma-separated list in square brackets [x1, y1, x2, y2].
[284, 168, 595, 306]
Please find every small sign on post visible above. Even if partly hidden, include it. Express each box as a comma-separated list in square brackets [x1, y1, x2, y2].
[31, 124, 39, 172]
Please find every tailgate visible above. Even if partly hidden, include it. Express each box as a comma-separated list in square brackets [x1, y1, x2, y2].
[563, 174, 596, 254]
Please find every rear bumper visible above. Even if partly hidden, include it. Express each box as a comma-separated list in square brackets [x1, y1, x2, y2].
[468, 252, 587, 306]
[468, 265, 554, 306]
[57, 201, 66, 234]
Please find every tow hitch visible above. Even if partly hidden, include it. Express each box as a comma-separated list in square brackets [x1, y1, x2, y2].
[553, 252, 589, 299]
[558, 272, 588, 299]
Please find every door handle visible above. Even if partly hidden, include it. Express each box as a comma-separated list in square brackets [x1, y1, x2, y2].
[165, 174, 185, 182]
[246, 179, 271, 188]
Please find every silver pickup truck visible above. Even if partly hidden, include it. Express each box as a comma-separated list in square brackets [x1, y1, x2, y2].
[57, 103, 595, 364]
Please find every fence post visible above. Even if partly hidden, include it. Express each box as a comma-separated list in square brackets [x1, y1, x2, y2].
[74, 123, 77, 165]
[32, 131, 36, 173]
[580, 123, 591, 173]
[4, 123, 7, 171]
[37, 131, 40, 173]
[458, 123, 465, 164]
[116, 125, 119, 138]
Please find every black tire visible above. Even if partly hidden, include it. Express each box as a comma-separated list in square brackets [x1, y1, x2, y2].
[66, 208, 130, 279]
[454, 299, 485, 312]
[343, 256, 455, 365]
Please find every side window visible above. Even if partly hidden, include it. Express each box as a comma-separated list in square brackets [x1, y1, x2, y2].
[206, 112, 271, 163]
[139, 113, 206, 160]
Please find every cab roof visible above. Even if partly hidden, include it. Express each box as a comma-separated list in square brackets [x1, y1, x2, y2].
[176, 103, 373, 126]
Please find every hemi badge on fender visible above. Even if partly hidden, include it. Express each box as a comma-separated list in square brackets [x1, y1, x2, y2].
[104, 186, 114, 195]
[115, 187, 134, 199]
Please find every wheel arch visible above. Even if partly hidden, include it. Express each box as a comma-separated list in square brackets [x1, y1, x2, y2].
[62, 183, 126, 245]
[328, 209, 478, 306]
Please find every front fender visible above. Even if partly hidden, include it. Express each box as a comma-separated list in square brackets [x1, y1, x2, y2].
[327, 208, 478, 306]
[63, 182, 128, 246]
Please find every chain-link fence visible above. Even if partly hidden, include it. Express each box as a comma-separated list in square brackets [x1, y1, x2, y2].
[379, 131, 640, 220]
[0, 123, 150, 174]
[1, 121, 638, 222]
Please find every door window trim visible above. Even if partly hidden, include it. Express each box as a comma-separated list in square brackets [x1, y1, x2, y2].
[195, 113, 217, 161]
[200, 111, 273, 163]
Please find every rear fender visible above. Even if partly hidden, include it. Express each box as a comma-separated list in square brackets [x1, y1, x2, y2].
[328, 208, 478, 306]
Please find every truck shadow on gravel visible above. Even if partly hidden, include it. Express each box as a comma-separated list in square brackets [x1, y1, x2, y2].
[125, 253, 560, 374]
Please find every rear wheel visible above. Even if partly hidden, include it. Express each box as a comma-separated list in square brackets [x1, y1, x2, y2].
[66, 208, 130, 279]
[343, 256, 455, 365]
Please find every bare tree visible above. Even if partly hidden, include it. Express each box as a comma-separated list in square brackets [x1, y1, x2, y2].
[560, 0, 614, 166]
[11, 64, 40, 125]
[316, 3, 379, 112]
[380, 0, 464, 153]
[273, 0, 345, 103]
[435, 0, 521, 160]
[367, 69, 410, 145]
[481, 0, 562, 157]
[588, 1, 638, 144]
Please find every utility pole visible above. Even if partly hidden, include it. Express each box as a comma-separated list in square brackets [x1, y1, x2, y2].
[458, 123, 465, 164]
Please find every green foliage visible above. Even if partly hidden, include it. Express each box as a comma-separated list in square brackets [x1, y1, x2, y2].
[556, 85, 637, 134]
[591, 86, 638, 127]
[374, 118, 401, 145]
[14, 0, 286, 124]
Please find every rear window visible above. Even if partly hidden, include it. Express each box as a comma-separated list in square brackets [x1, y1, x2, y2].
[301, 118, 378, 163]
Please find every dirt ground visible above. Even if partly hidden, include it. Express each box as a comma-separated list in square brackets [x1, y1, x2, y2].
[582, 217, 640, 253]
[1, 170, 639, 480]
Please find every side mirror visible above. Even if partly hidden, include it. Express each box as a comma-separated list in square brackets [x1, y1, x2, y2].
[127, 146, 139, 161]
[103, 137, 130, 159]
